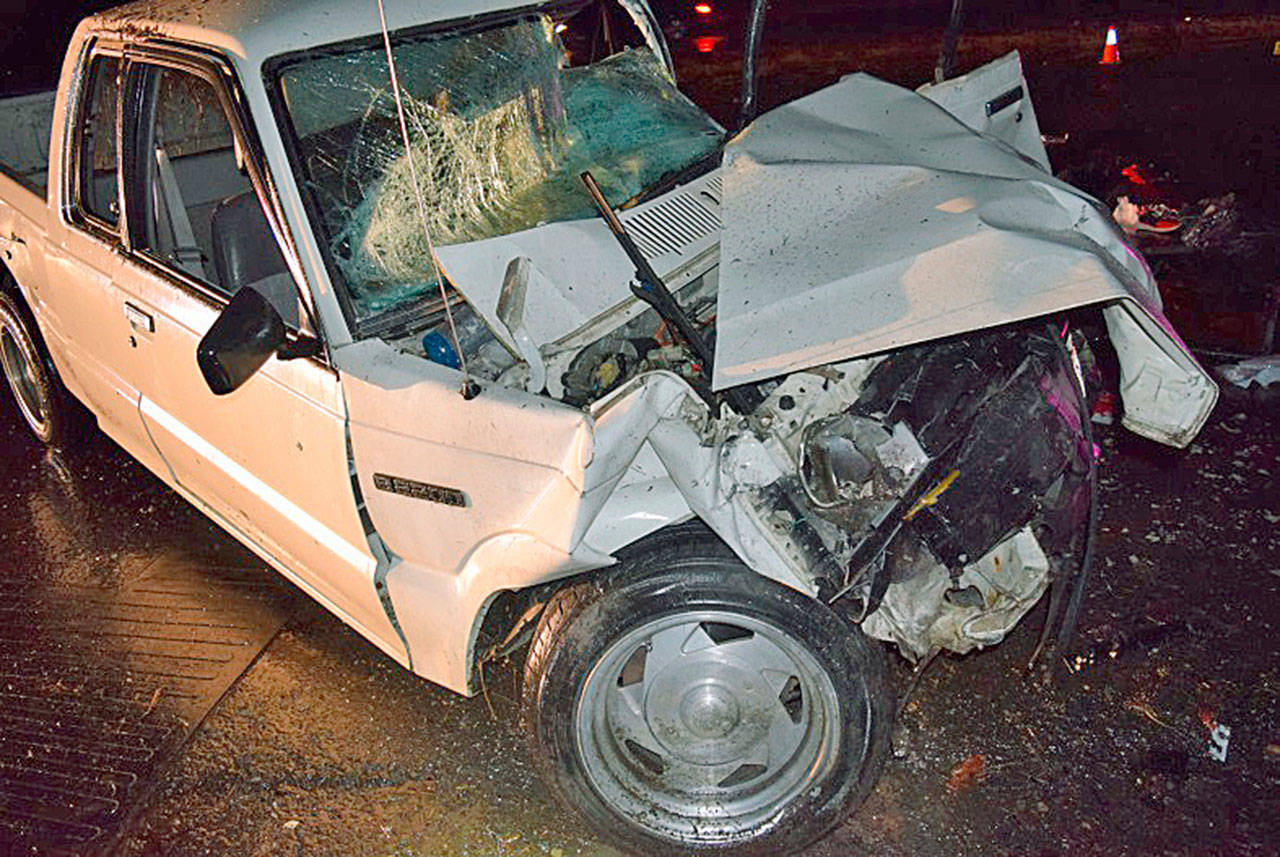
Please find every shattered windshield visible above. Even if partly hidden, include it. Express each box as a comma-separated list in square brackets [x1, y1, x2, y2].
[269, 1, 724, 330]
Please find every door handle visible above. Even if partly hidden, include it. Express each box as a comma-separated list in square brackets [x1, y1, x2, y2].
[124, 302, 155, 335]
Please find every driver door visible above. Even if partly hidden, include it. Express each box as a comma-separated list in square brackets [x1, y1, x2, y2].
[114, 47, 406, 663]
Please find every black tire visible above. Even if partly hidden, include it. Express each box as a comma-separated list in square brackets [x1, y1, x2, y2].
[522, 533, 892, 856]
[0, 289, 86, 447]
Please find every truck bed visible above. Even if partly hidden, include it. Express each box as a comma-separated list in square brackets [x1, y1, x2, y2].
[0, 90, 55, 197]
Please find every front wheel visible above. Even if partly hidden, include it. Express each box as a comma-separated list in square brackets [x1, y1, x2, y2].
[521, 535, 892, 855]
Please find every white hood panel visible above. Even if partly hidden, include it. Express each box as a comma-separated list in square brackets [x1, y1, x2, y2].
[715, 71, 1216, 446]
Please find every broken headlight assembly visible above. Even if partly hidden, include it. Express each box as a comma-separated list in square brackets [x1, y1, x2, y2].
[798, 414, 929, 509]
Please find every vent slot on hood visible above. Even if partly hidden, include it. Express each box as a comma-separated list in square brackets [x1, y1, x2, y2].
[622, 174, 723, 264]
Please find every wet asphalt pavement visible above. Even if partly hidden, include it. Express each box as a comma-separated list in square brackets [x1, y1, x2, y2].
[2, 9, 1279, 857]
[3, 389, 1278, 857]
[0, 400, 300, 855]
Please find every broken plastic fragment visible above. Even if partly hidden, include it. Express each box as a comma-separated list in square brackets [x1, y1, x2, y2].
[945, 753, 987, 794]
[1207, 722, 1231, 763]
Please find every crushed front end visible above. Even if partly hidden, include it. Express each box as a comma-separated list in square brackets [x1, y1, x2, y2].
[721, 322, 1095, 661]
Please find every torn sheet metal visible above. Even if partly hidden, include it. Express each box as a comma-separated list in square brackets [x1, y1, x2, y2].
[580, 372, 811, 593]
[861, 526, 1050, 661]
[337, 336, 600, 692]
[916, 51, 1050, 171]
[338, 338, 594, 569]
[715, 68, 1217, 447]
[786, 322, 1095, 659]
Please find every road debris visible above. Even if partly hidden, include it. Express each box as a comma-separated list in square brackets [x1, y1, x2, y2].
[1112, 195, 1179, 235]
[1207, 723, 1232, 763]
[945, 754, 988, 794]
[142, 686, 163, 717]
[1125, 700, 1171, 729]
[1217, 356, 1280, 390]
[1199, 707, 1233, 763]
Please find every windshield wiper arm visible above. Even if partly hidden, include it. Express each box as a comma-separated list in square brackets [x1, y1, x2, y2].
[582, 170, 755, 415]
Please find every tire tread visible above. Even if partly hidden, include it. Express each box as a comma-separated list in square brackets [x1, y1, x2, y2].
[519, 532, 892, 856]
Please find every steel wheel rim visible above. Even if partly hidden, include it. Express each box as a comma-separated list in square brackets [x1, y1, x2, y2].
[0, 319, 50, 437]
[575, 608, 843, 843]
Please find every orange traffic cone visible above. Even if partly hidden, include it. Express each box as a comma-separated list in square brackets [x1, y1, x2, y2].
[1099, 26, 1121, 65]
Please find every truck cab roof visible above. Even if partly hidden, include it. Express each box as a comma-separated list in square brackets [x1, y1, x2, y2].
[89, 0, 546, 65]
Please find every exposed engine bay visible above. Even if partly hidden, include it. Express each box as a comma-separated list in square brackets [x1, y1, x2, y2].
[389, 267, 719, 406]
[389, 258, 1094, 661]
[758, 325, 1094, 660]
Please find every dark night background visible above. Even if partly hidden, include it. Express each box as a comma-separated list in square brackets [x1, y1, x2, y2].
[5, 0, 1280, 92]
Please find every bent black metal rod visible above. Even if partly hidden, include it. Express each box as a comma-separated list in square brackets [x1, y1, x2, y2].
[934, 0, 966, 84]
[1028, 557, 1072, 672]
[580, 171, 753, 414]
[1028, 320, 1100, 672]
[738, 0, 770, 131]
[1055, 398, 1098, 656]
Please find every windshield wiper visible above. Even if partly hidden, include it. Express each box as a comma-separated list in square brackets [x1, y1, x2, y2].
[359, 285, 466, 341]
[583, 170, 756, 415]
[622, 143, 726, 209]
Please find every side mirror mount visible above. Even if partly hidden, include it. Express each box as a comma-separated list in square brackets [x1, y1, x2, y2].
[197, 287, 285, 395]
[277, 335, 323, 361]
[495, 257, 546, 394]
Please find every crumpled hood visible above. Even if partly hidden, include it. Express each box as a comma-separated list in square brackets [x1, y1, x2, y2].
[714, 71, 1216, 447]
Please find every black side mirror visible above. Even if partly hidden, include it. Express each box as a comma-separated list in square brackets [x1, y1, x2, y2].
[197, 287, 285, 395]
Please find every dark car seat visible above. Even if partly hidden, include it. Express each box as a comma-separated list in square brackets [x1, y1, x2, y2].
[210, 192, 301, 327]
[210, 191, 290, 292]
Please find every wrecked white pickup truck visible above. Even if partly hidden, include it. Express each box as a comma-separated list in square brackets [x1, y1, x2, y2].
[0, 0, 1216, 853]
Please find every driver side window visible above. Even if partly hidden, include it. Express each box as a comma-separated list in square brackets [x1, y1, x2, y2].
[125, 63, 300, 327]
